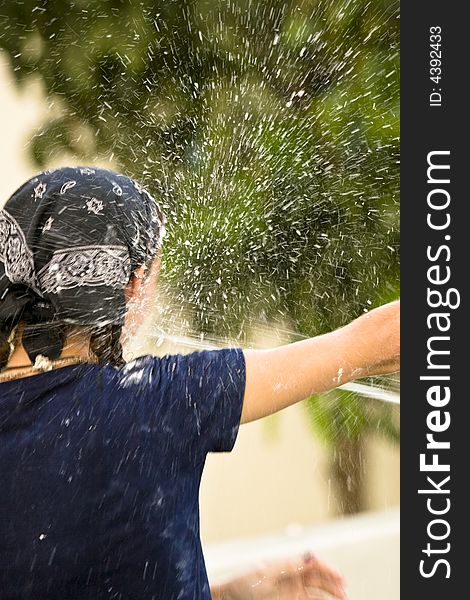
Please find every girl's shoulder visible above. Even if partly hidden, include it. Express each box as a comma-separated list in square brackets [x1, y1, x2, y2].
[116, 348, 245, 384]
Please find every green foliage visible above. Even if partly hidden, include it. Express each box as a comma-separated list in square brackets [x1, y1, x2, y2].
[305, 389, 400, 445]
[1, 0, 400, 444]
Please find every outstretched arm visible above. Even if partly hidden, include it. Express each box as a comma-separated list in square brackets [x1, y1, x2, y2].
[241, 300, 399, 424]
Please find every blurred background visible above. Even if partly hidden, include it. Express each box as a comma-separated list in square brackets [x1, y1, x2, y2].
[0, 1, 399, 598]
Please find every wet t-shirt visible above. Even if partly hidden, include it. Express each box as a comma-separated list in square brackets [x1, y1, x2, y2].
[0, 348, 246, 600]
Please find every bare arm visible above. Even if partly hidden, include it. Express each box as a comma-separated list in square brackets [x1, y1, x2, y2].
[241, 300, 399, 424]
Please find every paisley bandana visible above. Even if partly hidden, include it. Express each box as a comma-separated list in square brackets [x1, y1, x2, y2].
[0, 166, 166, 333]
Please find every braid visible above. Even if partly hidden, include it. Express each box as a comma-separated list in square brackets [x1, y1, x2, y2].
[0, 327, 12, 371]
[89, 324, 125, 368]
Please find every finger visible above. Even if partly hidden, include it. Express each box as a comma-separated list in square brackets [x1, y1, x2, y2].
[303, 576, 346, 600]
[301, 560, 346, 599]
[302, 556, 344, 584]
[304, 587, 347, 600]
[273, 556, 342, 586]
[262, 557, 346, 599]
[273, 560, 345, 600]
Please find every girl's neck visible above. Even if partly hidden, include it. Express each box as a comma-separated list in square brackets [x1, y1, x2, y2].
[6, 326, 92, 370]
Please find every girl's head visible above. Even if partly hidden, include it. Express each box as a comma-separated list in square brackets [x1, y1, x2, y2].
[0, 166, 166, 370]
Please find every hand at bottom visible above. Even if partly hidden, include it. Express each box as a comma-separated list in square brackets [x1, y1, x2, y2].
[212, 553, 346, 600]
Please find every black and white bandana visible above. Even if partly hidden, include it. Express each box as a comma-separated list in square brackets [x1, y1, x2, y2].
[0, 166, 166, 334]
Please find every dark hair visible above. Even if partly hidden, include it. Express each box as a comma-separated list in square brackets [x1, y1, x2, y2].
[0, 331, 11, 372]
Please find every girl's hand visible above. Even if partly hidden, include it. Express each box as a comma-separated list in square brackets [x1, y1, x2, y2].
[211, 553, 346, 599]
[350, 299, 400, 376]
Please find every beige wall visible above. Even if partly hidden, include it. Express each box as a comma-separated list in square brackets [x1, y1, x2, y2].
[0, 55, 44, 202]
[0, 51, 400, 545]
[200, 408, 400, 543]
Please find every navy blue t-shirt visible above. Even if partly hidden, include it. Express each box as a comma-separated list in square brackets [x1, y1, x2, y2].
[0, 348, 246, 600]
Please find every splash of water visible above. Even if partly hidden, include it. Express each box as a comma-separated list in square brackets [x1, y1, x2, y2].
[148, 324, 400, 405]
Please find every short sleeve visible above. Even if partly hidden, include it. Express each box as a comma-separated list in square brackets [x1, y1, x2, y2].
[156, 347, 246, 454]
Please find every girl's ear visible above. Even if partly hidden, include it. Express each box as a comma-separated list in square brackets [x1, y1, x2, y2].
[124, 266, 146, 304]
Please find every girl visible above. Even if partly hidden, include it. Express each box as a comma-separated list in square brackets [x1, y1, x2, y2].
[0, 167, 399, 599]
